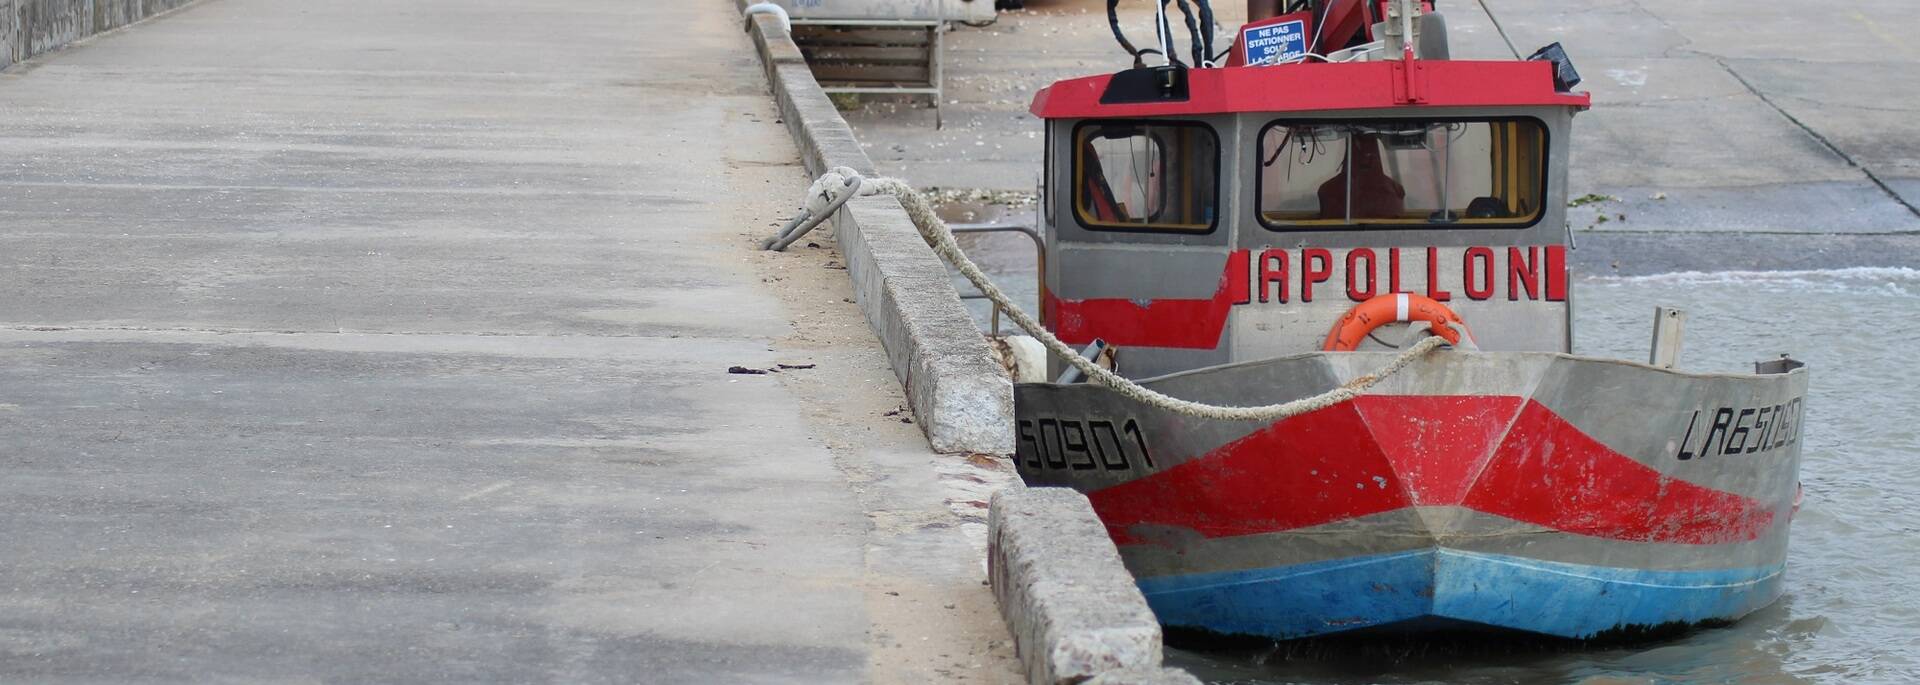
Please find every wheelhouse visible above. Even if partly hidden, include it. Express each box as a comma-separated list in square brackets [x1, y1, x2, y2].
[1031, 18, 1590, 378]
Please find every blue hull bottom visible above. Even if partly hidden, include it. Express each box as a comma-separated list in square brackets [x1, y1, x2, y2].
[1136, 549, 1783, 640]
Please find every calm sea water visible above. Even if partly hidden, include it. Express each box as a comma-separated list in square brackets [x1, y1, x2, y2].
[947, 231, 1920, 683]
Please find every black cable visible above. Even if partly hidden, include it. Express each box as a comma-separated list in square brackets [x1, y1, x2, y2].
[1172, 0, 1203, 68]
[1107, 0, 1141, 59]
[1262, 130, 1294, 167]
[1194, 0, 1216, 65]
[1261, 127, 1326, 168]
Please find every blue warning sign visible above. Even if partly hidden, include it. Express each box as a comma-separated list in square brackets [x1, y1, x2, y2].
[1242, 20, 1308, 64]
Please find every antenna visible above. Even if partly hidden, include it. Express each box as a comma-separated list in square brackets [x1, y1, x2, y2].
[1473, 0, 1524, 59]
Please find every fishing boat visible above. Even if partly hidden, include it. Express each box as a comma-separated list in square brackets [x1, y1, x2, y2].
[1010, 0, 1807, 640]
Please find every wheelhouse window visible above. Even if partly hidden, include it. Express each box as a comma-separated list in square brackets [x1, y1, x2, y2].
[1074, 121, 1219, 232]
[1257, 118, 1547, 230]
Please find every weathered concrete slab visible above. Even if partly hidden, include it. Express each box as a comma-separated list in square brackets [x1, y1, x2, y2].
[0, 0, 16, 68]
[1644, 0, 1919, 63]
[1560, 63, 1920, 233]
[17, 0, 89, 57]
[1886, 178, 1920, 210]
[1, 0, 200, 71]
[1449, 0, 1689, 60]
[0, 329, 871, 682]
[1568, 232, 1920, 276]
[93, 0, 139, 32]
[143, 0, 193, 14]
[1569, 182, 1920, 234]
[0, 0, 1022, 681]
[1720, 58, 1920, 211]
[849, 0, 1920, 237]
[1086, 667, 1206, 685]
[988, 487, 1170, 685]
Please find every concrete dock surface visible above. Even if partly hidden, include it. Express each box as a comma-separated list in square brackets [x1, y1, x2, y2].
[0, 0, 1018, 682]
[851, 0, 1920, 273]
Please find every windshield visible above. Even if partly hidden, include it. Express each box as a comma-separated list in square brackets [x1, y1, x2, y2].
[1074, 121, 1219, 232]
[1257, 119, 1547, 229]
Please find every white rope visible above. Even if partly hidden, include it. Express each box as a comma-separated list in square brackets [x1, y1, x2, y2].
[797, 170, 1452, 423]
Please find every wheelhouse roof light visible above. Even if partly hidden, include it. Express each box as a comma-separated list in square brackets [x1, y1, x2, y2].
[1527, 42, 1582, 92]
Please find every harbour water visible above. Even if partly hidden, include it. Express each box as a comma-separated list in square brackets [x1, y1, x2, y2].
[947, 229, 1920, 683]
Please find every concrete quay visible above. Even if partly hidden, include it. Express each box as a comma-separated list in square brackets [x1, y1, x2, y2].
[848, 0, 1920, 274]
[740, 14, 1187, 683]
[0, 0, 1020, 682]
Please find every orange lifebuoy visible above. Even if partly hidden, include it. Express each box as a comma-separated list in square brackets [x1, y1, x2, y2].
[1321, 293, 1474, 351]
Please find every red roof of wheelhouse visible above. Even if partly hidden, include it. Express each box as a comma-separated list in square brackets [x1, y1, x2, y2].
[1029, 59, 1592, 120]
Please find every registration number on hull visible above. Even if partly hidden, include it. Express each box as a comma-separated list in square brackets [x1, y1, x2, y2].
[1016, 416, 1156, 472]
[1675, 398, 1805, 461]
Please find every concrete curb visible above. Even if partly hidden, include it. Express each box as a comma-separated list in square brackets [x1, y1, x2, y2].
[740, 9, 1015, 455]
[990, 487, 1190, 685]
[738, 13, 1192, 683]
[2, 0, 201, 71]
[1086, 668, 1206, 685]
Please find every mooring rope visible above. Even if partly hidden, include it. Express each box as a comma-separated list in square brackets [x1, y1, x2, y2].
[770, 169, 1452, 422]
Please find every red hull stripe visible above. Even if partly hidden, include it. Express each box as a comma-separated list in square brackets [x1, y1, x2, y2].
[1465, 400, 1776, 544]
[1090, 397, 1411, 540]
[1086, 396, 1775, 546]
[1358, 395, 1523, 505]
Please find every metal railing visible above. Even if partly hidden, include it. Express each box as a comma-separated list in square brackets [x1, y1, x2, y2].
[947, 222, 1044, 337]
